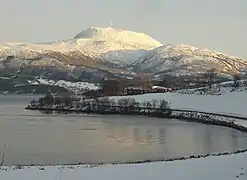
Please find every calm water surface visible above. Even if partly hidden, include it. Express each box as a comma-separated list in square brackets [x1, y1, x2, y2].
[0, 95, 247, 165]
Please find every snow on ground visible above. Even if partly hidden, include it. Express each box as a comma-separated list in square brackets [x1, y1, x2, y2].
[0, 151, 247, 180]
[1, 87, 247, 179]
[28, 78, 99, 92]
[235, 120, 247, 127]
[110, 91, 247, 117]
[177, 81, 247, 95]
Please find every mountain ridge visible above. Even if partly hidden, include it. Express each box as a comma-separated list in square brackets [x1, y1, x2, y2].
[0, 27, 246, 79]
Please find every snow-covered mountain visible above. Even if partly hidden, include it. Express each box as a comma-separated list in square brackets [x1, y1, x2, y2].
[0, 27, 161, 67]
[0, 27, 246, 78]
[131, 44, 247, 76]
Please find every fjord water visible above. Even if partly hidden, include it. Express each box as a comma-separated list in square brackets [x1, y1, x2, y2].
[0, 95, 247, 165]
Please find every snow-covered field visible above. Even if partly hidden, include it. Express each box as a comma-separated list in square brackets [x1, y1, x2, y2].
[0, 149, 247, 180]
[110, 90, 247, 117]
[177, 80, 247, 95]
[1, 88, 247, 179]
[28, 78, 99, 92]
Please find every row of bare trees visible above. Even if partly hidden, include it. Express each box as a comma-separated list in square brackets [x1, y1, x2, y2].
[33, 93, 74, 107]
[33, 94, 171, 114]
[81, 97, 170, 114]
[204, 68, 242, 88]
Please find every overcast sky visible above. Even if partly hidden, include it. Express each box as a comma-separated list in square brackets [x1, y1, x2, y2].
[0, 0, 246, 57]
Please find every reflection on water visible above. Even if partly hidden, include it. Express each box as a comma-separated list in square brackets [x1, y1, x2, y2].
[159, 128, 166, 145]
[0, 95, 247, 165]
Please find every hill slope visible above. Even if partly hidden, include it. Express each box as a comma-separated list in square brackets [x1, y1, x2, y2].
[131, 44, 247, 76]
[0, 27, 162, 68]
[0, 27, 246, 79]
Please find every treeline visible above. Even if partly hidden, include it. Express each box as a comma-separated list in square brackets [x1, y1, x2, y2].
[81, 97, 170, 114]
[29, 93, 172, 115]
[31, 93, 74, 107]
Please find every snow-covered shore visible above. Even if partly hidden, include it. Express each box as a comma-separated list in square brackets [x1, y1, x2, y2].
[1, 90, 247, 180]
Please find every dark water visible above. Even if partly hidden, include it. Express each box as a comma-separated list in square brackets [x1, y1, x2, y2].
[0, 95, 247, 165]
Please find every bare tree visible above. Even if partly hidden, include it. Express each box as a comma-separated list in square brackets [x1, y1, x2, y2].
[100, 97, 111, 106]
[204, 68, 217, 88]
[159, 100, 169, 110]
[91, 98, 99, 110]
[126, 98, 137, 112]
[109, 99, 116, 107]
[117, 98, 125, 107]
[0, 144, 7, 166]
[141, 100, 147, 108]
[97, 97, 111, 111]
[116, 98, 125, 112]
[134, 101, 141, 111]
[151, 99, 158, 109]
[233, 74, 241, 87]
[128, 98, 137, 106]
[122, 98, 130, 108]
[146, 101, 152, 109]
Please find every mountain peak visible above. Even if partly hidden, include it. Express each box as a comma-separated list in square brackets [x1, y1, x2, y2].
[74, 27, 162, 48]
[1, 27, 246, 78]
[74, 27, 122, 38]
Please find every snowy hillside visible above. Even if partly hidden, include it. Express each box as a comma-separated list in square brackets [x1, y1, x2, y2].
[0, 27, 247, 77]
[74, 27, 162, 48]
[0, 27, 161, 67]
[177, 80, 247, 95]
[28, 78, 99, 92]
[131, 44, 247, 76]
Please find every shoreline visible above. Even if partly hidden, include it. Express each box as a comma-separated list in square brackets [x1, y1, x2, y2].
[1, 94, 247, 180]
[9, 105, 247, 167]
[3, 148, 247, 168]
[25, 105, 247, 132]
